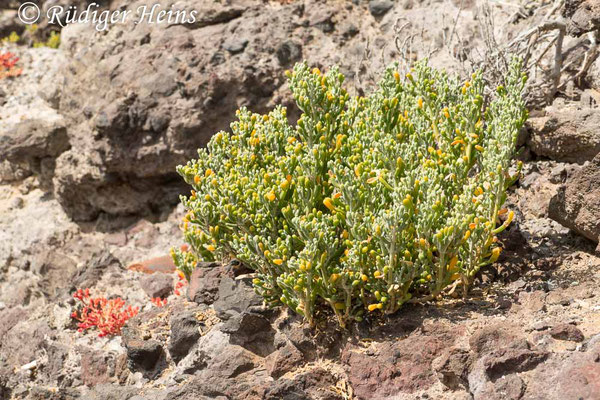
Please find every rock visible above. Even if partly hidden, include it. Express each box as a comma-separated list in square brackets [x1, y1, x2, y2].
[549, 153, 600, 243]
[264, 367, 343, 400]
[169, 310, 202, 363]
[80, 348, 127, 387]
[34, 250, 78, 299]
[139, 274, 173, 299]
[223, 37, 249, 54]
[187, 262, 225, 304]
[122, 338, 166, 380]
[527, 110, 600, 163]
[121, 309, 169, 380]
[87, 384, 140, 400]
[265, 342, 304, 379]
[0, 117, 69, 180]
[468, 324, 548, 399]
[432, 348, 471, 390]
[221, 311, 276, 357]
[127, 254, 177, 274]
[213, 276, 264, 321]
[0, 320, 50, 368]
[369, 0, 394, 17]
[71, 250, 122, 289]
[342, 324, 458, 398]
[563, 0, 600, 36]
[550, 323, 585, 342]
[275, 41, 302, 66]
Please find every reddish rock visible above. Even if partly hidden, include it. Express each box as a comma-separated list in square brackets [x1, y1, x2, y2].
[265, 342, 304, 379]
[342, 324, 458, 398]
[550, 323, 585, 342]
[127, 254, 177, 274]
[80, 348, 124, 387]
[187, 262, 225, 304]
[549, 153, 600, 243]
[432, 347, 471, 390]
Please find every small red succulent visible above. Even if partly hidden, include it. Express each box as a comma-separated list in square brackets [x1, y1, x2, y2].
[0, 52, 22, 78]
[71, 288, 139, 337]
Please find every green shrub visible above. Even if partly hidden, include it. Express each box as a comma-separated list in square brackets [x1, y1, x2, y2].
[173, 59, 527, 327]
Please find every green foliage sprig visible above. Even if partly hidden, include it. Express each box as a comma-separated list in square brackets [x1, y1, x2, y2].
[173, 59, 527, 327]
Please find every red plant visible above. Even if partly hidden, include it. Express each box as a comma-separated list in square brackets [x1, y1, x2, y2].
[71, 288, 139, 337]
[151, 297, 168, 307]
[0, 52, 22, 79]
[174, 271, 187, 296]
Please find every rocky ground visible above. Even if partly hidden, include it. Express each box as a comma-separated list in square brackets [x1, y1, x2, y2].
[1, 0, 600, 399]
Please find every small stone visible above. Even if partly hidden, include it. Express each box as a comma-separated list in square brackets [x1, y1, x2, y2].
[223, 38, 249, 54]
[276, 41, 302, 65]
[139, 273, 173, 299]
[369, 0, 394, 16]
[9, 197, 24, 209]
[550, 323, 585, 342]
[265, 342, 304, 378]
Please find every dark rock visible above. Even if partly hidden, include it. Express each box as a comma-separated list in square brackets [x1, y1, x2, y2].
[563, 0, 600, 36]
[122, 338, 166, 380]
[169, 310, 202, 363]
[121, 309, 169, 380]
[223, 37, 249, 54]
[71, 250, 121, 289]
[550, 323, 585, 342]
[276, 40, 303, 65]
[265, 342, 304, 379]
[369, 0, 394, 16]
[139, 273, 173, 299]
[549, 153, 600, 243]
[187, 262, 225, 304]
[213, 276, 264, 321]
[221, 311, 276, 357]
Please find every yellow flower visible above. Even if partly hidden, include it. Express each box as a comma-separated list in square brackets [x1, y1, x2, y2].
[463, 230, 471, 240]
[265, 191, 276, 201]
[330, 274, 340, 283]
[273, 259, 283, 265]
[368, 303, 382, 312]
[323, 197, 335, 211]
[374, 271, 382, 278]
[394, 71, 400, 82]
[448, 255, 458, 272]
[205, 169, 213, 177]
[361, 274, 368, 282]
[194, 175, 201, 184]
[418, 98, 423, 109]
[206, 244, 216, 252]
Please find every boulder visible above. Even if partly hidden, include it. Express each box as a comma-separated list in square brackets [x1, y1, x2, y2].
[527, 109, 600, 163]
[549, 153, 600, 242]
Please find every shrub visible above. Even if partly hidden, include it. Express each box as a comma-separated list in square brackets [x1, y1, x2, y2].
[173, 59, 527, 327]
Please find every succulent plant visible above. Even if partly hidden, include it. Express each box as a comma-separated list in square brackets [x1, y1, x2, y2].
[173, 59, 527, 327]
